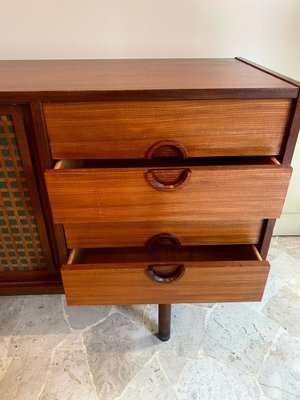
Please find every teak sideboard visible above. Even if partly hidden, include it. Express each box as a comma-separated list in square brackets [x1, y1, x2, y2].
[0, 58, 299, 340]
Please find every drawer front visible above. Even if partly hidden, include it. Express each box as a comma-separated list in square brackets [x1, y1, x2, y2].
[43, 99, 292, 159]
[62, 246, 270, 305]
[45, 163, 291, 224]
[64, 220, 263, 248]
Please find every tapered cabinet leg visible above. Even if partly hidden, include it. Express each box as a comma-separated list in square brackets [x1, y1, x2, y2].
[157, 304, 171, 341]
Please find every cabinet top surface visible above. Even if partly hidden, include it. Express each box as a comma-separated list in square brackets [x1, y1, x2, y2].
[0, 58, 298, 99]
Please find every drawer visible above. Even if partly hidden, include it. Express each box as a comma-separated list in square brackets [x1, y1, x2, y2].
[64, 220, 263, 248]
[43, 99, 292, 159]
[61, 245, 270, 305]
[45, 157, 291, 224]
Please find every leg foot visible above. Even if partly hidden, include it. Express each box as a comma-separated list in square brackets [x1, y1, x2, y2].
[157, 304, 171, 341]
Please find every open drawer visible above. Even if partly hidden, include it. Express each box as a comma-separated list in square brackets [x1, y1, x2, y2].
[45, 157, 291, 223]
[62, 244, 270, 305]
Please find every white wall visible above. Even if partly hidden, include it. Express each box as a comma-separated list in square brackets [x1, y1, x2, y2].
[0, 0, 299, 234]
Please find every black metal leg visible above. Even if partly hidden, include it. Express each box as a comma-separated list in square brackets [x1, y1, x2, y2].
[157, 304, 171, 341]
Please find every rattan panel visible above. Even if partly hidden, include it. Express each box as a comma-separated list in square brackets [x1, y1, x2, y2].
[0, 114, 46, 271]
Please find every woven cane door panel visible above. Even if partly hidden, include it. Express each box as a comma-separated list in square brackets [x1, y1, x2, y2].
[0, 114, 47, 272]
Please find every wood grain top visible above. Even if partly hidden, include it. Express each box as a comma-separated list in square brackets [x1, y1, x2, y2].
[0, 58, 298, 100]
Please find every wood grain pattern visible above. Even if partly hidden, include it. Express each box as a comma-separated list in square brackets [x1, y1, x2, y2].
[64, 220, 263, 248]
[45, 161, 291, 224]
[62, 245, 270, 305]
[0, 59, 298, 103]
[43, 99, 292, 159]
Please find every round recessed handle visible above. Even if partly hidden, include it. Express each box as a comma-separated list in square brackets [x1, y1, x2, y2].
[146, 168, 191, 191]
[145, 232, 181, 248]
[146, 264, 185, 283]
[145, 140, 188, 160]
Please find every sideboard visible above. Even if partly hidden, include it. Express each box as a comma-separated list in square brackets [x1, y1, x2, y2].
[0, 58, 299, 340]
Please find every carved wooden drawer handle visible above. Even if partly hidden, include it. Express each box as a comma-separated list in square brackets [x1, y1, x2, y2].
[146, 264, 185, 283]
[145, 232, 181, 248]
[145, 140, 188, 159]
[146, 168, 191, 191]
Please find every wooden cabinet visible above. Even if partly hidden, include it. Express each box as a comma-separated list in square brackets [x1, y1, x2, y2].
[0, 58, 299, 339]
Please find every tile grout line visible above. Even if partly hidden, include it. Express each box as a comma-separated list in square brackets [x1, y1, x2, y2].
[156, 352, 180, 400]
[113, 352, 158, 400]
[142, 304, 156, 333]
[256, 326, 284, 379]
[79, 332, 99, 400]
[61, 295, 74, 333]
[114, 307, 149, 329]
[259, 383, 300, 399]
[0, 298, 25, 382]
[196, 349, 270, 385]
[172, 359, 191, 391]
[61, 295, 115, 334]
[78, 310, 123, 334]
[74, 309, 157, 400]
[204, 303, 217, 330]
[281, 283, 300, 298]
[34, 295, 78, 399]
[0, 354, 13, 384]
[35, 336, 63, 400]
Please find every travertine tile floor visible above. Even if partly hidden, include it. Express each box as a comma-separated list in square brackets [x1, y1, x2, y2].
[0, 236, 300, 400]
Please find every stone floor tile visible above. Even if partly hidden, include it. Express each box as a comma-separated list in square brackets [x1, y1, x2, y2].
[276, 236, 300, 249]
[8, 295, 70, 358]
[176, 357, 260, 400]
[119, 355, 177, 400]
[115, 304, 157, 333]
[14, 295, 69, 335]
[82, 312, 156, 400]
[0, 339, 7, 360]
[276, 236, 300, 261]
[267, 238, 286, 262]
[56, 333, 85, 351]
[261, 277, 286, 306]
[262, 286, 300, 338]
[0, 296, 24, 335]
[158, 353, 187, 386]
[0, 296, 24, 370]
[245, 277, 285, 313]
[192, 303, 215, 308]
[259, 332, 300, 400]
[0, 338, 10, 375]
[268, 252, 300, 296]
[286, 246, 300, 260]
[155, 304, 207, 358]
[63, 296, 112, 330]
[202, 303, 279, 374]
[38, 349, 98, 400]
[0, 354, 51, 400]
